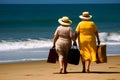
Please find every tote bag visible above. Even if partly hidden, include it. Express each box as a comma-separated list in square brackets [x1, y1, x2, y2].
[96, 45, 107, 63]
[47, 48, 58, 63]
[68, 46, 80, 65]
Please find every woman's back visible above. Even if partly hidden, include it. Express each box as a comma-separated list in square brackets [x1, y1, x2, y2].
[56, 26, 71, 40]
[78, 21, 97, 36]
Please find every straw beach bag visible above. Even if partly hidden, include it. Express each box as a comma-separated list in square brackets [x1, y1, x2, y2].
[96, 45, 107, 63]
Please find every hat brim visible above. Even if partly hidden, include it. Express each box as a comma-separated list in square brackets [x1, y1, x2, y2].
[58, 19, 72, 26]
[79, 15, 92, 20]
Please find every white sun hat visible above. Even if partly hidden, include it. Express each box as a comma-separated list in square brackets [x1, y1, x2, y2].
[79, 11, 92, 20]
[58, 16, 72, 26]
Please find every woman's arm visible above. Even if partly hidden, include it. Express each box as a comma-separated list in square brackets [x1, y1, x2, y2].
[95, 31, 100, 45]
[69, 28, 77, 45]
[75, 31, 79, 40]
[70, 34, 77, 46]
[52, 35, 59, 48]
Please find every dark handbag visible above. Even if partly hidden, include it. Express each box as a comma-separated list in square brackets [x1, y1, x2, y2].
[96, 45, 107, 63]
[68, 46, 80, 65]
[47, 48, 58, 63]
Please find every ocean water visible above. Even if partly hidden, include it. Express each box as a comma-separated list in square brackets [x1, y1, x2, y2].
[0, 4, 120, 63]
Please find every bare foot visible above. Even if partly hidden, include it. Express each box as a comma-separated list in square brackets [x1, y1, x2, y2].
[85, 69, 90, 73]
[59, 68, 63, 74]
[64, 71, 68, 74]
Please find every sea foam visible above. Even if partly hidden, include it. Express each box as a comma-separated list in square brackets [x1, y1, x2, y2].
[0, 39, 52, 51]
[0, 32, 120, 51]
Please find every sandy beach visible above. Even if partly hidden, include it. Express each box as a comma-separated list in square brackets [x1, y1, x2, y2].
[0, 56, 120, 80]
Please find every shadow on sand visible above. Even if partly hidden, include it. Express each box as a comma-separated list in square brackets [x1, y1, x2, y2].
[68, 71, 120, 74]
[54, 71, 120, 74]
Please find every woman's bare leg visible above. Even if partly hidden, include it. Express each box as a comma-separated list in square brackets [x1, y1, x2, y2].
[59, 59, 63, 74]
[85, 60, 91, 73]
[63, 59, 68, 73]
[82, 60, 85, 73]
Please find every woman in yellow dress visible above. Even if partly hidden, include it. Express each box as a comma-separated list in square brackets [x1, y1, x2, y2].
[75, 12, 100, 73]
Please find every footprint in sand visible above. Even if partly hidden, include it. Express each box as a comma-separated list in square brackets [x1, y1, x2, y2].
[108, 67, 117, 68]
[117, 64, 120, 65]
[24, 74, 32, 76]
[107, 79, 116, 80]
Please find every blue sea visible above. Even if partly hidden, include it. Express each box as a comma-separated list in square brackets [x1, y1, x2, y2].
[0, 4, 120, 63]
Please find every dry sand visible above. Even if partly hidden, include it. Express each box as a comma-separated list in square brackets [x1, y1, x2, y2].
[0, 56, 120, 80]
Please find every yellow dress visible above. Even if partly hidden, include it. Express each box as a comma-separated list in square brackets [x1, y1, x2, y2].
[76, 21, 97, 61]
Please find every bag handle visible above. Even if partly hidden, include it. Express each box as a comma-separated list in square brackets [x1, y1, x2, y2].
[71, 45, 78, 49]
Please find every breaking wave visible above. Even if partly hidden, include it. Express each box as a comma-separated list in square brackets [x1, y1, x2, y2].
[0, 32, 120, 51]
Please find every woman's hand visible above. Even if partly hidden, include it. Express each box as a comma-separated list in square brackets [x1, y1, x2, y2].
[98, 40, 100, 45]
[52, 45, 55, 48]
[73, 41, 77, 46]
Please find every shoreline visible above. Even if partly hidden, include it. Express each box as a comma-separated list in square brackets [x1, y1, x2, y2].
[0, 55, 120, 64]
[0, 56, 120, 80]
